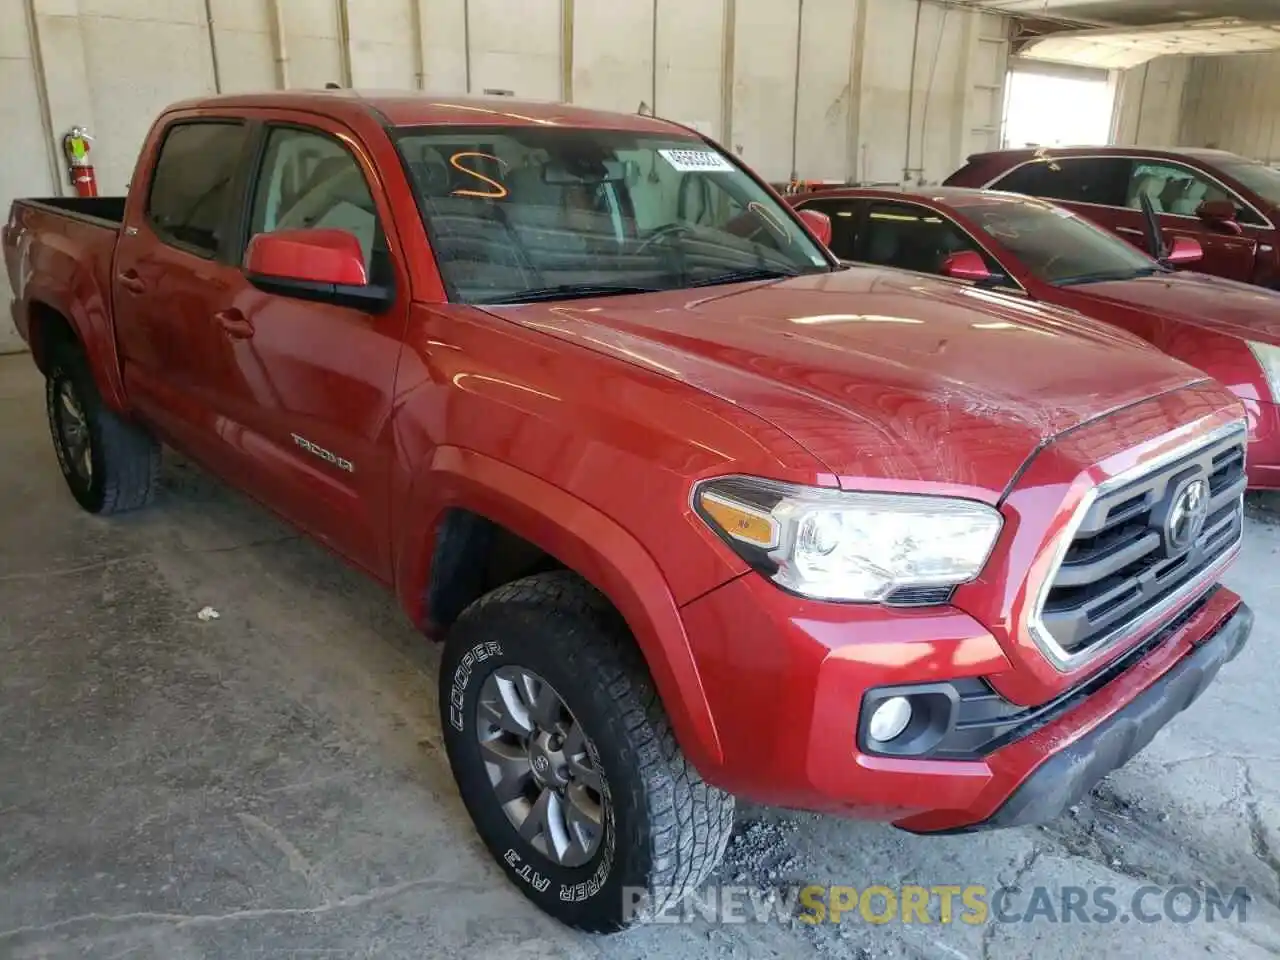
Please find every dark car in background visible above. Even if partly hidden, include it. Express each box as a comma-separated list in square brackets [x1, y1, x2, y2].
[790, 185, 1280, 488]
[944, 146, 1280, 289]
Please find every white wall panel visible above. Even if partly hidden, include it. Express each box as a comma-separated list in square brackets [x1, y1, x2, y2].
[281, 0, 343, 89]
[468, 0, 560, 100]
[420, 0, 468, 93]
[1112, 56, 1187, 147]
[1180, 53, 1280, 163]
[346, 0, 417, 89]
[793, 0, 855, 183]
[573, 0, 653, 114]
[654, 0, 723, 138]
[0, 4, 54, 352]
[730, 0, 800, 182]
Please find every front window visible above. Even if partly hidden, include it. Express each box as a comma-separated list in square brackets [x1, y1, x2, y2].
[1219, 160, 1280, 208]
[957, 196, 1161, 286]
[394, 125, 832, 303]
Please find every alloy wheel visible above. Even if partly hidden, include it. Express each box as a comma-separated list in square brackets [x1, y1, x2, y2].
[476, 666, 606, 867]
[55, 379, 93, 484]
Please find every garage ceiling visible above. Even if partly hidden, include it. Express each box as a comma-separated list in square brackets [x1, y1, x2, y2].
[960, 0, 1280, 27]
[1018, 18, 1280, 68]
[958, 0, 1280, 69]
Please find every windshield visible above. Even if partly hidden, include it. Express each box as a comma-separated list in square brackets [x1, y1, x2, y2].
[958, 196, 1161, 285]
[394, 126, 831, 303]
[1219, 161, 1280, 207]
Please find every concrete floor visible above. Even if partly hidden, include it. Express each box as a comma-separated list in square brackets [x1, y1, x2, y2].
[3, 351, 1280, 960]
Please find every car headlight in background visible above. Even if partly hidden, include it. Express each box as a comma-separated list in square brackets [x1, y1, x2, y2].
[694, 477, 1003, 603]
[1246, 341, 1280, 403]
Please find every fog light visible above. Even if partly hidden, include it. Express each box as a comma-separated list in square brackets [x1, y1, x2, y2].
[868, 696, 913, 742]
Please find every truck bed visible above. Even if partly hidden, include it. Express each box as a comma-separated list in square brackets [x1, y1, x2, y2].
[3, 196, 125, 356]
[18, 196, 126, 229]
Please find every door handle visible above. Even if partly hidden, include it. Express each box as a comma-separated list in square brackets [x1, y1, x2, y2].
[214, 308, 255, 339]
[117, 270, 146, 294]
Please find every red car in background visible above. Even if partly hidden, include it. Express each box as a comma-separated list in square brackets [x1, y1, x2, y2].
[943, 146, 1280, 289]
[790, 186, 1280, 488]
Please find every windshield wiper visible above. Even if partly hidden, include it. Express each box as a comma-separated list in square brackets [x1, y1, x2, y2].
[1054, 265, 1169, 287]
[687, 266, 802, 288]
[479, 283, 662, 305]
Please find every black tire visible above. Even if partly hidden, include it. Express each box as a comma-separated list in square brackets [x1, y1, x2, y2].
[46, 341, 160, 514]
[440, 571, 734, 932]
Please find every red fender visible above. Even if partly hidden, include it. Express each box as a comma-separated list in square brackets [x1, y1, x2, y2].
[395, 444, 725, 774]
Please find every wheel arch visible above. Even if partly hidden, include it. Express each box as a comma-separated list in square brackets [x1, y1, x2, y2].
[395, 444, 726, 773]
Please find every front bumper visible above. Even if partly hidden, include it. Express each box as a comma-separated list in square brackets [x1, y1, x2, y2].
[911, 598, 1252, 833]
[678, 571, 1249, 831]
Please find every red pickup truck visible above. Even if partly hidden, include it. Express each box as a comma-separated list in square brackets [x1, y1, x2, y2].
[3, 92, 1254, 931]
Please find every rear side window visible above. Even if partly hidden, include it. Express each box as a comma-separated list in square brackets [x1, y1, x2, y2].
[994, 157, 1131, 207]
[147, 121, 248, 256]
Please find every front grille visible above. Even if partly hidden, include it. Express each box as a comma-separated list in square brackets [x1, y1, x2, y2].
[1031, 423, 1247, 666]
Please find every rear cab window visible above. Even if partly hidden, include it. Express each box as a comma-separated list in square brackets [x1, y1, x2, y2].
[146, 121, 249, 257]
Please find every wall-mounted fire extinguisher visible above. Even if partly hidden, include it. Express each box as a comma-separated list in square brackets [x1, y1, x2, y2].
[62, 126, 97, 198]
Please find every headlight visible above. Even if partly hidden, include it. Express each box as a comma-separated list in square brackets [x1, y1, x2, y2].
[694, 477, 1003, 603]
[1246, 341, 1280, 402]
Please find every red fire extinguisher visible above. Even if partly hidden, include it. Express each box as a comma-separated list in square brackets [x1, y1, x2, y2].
[62, 126, 98, 198]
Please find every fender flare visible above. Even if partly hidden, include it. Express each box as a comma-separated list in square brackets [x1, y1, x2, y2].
[24, 270, 128, 414]
[395, 445, 725, 773]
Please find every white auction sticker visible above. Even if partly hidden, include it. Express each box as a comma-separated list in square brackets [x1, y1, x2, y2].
[658, 148, 736, 173]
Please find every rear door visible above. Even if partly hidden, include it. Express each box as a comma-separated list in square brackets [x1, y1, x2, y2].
[202, 115, 410, 578]
[988, 155, 1133, 233]
[113, 118, 253, 469]
[1111, 159, 1260, 282]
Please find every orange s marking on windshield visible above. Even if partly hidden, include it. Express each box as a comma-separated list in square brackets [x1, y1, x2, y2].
[450, 152, 509, 199]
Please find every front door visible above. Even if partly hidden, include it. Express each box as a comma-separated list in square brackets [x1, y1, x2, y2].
[1110, 159, 1260, 282]
[203, 118, 410, 579]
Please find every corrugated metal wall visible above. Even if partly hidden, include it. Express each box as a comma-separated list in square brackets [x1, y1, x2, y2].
[1, 0, 1011, 353]
[1179, 53, 1280, 163]
[1115, 51, 1280, 164]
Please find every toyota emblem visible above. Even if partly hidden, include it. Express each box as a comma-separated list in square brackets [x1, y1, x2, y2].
[1166, 478, 1209, 553]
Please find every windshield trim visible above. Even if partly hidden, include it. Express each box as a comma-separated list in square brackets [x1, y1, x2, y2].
[386, 123, 838, 304]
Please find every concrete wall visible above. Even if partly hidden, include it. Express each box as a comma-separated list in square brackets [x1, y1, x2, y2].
[1111, 56, 1189, 148]
[1178, 53, 1280, 163]
[1114, 52, 1280, 163]
[0, 0, 1013, 352]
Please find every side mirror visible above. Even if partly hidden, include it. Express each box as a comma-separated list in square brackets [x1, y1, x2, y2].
[1164, 235, 1203, 265]
[796, 208, 833, 248]
[1196, 198, 1243, 234]
[941, 249, 993, 282]
[246, 228, 368, 285]
[245, 228, 392, 311]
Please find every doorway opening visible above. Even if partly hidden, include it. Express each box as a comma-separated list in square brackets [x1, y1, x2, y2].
[1002, 63, 1115, 150]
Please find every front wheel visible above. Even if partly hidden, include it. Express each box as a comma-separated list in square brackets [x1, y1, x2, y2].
[440, 572, 734, 932]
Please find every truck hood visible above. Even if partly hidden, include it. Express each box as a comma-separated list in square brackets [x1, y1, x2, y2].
[1073, 271, 1280, 344]
[487, 267, 1202, 500]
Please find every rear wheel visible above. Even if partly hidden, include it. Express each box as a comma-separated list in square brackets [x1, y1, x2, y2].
[46, 343, 159, 514]
[440, 571, 734, 932]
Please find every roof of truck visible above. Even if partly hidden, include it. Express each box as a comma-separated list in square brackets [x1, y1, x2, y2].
[164, 89, 688, 134]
